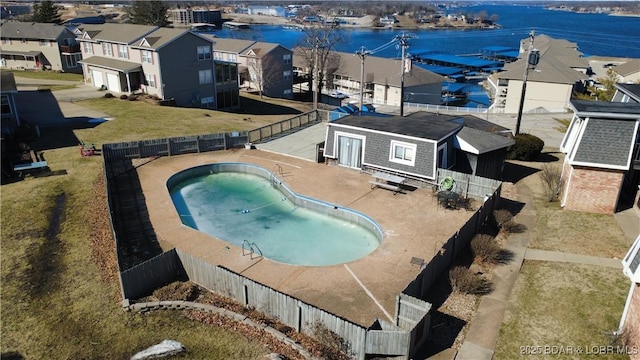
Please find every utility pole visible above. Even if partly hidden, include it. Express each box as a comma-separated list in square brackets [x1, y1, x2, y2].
[394, 32, 414, 117]
[355, 46, 370, 115]
[515, 30, 538, 135]
[313, 38, 319, 110]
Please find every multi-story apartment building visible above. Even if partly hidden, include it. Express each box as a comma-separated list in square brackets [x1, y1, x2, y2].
[204, 36, 294, 100]
[169, 8, 222, 26]
[76, 23, 238, 109]
[0, 21, 82, 73]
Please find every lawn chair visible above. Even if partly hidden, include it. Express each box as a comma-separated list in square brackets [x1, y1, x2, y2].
[80, 141, 96, 157]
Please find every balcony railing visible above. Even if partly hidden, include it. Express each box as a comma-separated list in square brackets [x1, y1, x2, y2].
[60, 44, 81, 53]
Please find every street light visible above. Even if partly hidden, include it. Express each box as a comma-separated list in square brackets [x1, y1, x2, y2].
[515, 30, 539, 135]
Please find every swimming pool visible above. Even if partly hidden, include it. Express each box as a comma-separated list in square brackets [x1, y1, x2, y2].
[167, 163, 383, 266]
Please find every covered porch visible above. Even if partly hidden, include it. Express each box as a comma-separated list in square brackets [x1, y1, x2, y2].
[0, 50, 43, 71]
[79, 56, 143, 94]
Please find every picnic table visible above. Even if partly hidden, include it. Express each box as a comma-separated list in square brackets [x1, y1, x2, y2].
[369, 171, 406, 195]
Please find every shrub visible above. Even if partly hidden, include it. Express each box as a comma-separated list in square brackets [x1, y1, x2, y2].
[310, 322, 352, 360]
[449, 266, 493, 295]
[119, 94, 128, 100]
[128, 94, 138, 101]
[493, 209, 513, 229]
[507, 133, 544, 160]
[471, 234, 501, 263]
[104, 93, 114, 98]
[539, 164, 564, 202]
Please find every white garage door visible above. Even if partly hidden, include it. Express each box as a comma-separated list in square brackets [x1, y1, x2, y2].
[107, 73, 120, 92]
[91, 69, 104, 88]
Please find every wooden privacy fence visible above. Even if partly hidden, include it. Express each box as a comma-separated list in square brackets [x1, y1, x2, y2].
[101, 110, 321, 161]
[437, 168, 501, 199]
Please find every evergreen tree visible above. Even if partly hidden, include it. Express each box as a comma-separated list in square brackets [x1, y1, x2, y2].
[128, 1, 170, 27]
[31, 0, 62, 24]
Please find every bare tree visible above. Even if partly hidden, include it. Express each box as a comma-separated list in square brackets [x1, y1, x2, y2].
[247, 55, 281, 99]
[294, 24, 348, 104]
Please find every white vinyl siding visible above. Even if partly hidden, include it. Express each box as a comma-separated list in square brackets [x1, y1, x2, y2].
[390, 140, 416, 166]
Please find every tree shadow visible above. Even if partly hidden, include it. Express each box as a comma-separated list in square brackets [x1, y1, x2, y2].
[536, 151, 560, 163]
[497, 197, 526, 217]
[414, 311, 467, 359]
[494, 249, 516, 265]
[233, 96, 303, 115]
[502, 161, 539, 184]
[1, 352, 24, 360]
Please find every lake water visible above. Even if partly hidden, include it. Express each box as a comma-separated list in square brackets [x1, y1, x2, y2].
[208, 4, 640, 59]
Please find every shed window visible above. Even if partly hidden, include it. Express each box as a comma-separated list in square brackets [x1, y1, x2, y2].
[390, 140, 416, 166]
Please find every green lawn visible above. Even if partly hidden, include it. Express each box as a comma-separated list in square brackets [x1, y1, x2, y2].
[5, 69, 83, 82]
[1, 94, 312, 359]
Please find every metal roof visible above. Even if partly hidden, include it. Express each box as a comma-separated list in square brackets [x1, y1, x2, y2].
[455, 127, 515, 155]
[414, 63, 465, 76]
[416, 53, 502, 69]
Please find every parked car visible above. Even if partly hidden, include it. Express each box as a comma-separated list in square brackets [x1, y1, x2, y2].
[330, 90, 348, 99]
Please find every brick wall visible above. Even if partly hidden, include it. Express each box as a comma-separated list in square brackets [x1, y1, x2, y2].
[624, 283, 640, 360]
[562, 165, 624, 214]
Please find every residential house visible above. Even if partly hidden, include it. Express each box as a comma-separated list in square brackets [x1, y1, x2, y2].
[486, 34, 589, 113]
[293, 52, 446, 106]
[1, 71, 20, 136]
[559, 99, 640, 214]
[323, 111, 514, 183]
[0, 21, 82, 73]
[204, 36, 293, 100]
[77, 24, 236, 109]
[612, 83, 640, 103]
[620, 234, 640, 359]
[612, 59, 640, 84]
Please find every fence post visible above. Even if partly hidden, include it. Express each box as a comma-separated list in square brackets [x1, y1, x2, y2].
[167, 138, 171, 156]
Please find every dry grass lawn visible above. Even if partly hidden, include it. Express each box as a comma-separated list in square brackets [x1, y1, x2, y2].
[0, 93, 313, 359]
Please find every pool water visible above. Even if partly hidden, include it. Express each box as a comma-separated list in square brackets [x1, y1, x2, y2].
[169, 169, 381, 266]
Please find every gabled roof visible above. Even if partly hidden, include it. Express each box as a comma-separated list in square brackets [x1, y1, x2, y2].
[77, 23, 158, 44]
[565, 100, 640, 169]
[204, 36, 256, 53]
[455, 127, 515, 155]
[299, 52, 445, 88]
[130, 28, 199, 51]
[497, 34, 589, 84]
[241, 42, 282, 57]
[0, 21, 72, 40]
[614, 59, 640, 77]
[615, 83, 640, 103]
[330, 112, 464, 141]
[78, 56, 142, 72]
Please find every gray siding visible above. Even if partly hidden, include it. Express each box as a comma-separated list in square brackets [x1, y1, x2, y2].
[574, 118, 637, 167]
[158, 33, 215, 107]
[325, 125, 437, 179]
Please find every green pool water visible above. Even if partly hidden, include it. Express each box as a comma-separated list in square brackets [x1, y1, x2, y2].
[168, 165, 382, 266]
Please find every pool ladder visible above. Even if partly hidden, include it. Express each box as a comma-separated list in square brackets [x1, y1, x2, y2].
[271, 164, 283, 187]
[242, 240, 263, 260]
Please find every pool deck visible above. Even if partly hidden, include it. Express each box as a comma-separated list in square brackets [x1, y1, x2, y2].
[137, 149, 474, 327]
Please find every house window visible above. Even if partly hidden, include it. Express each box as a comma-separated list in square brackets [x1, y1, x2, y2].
[198, 69, 212, 84]
[284, 89, 292, 96]
[83, 42, 93, 55]
[283, 70, 291, 80]
[117, 44, 128, 59]
[39, 39, 50, 47]
[145, 74, 156, 88]
[197, 46, 211, 60]
[201, 96, 214, 108]
[229, 54, 236, 62]
[213, 52, 222, 60]
[283, 53, 291, 64]
[64, 54, 81, 68]
[389, 140, 416, 166]
[141, 50, 153, 64]
[102, 43, 112, 56]
[1, 39, 10, 45]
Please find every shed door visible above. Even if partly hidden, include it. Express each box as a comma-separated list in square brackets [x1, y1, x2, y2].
[91, 70, 104, 88]
[337, 136, 362, 169]
[107, 73, 120, 92]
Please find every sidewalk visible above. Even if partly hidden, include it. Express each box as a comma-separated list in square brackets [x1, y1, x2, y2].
[453, 181, 633, 360]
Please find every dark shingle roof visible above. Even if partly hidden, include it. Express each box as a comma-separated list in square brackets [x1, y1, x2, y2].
[616, 83, 640, 102]
[573, 117, 637, 167]
[1, 21, 70, 40]
[331, 112, 463, 141]
[570, 100, 640, 117]
[1, 72, 17, 93]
